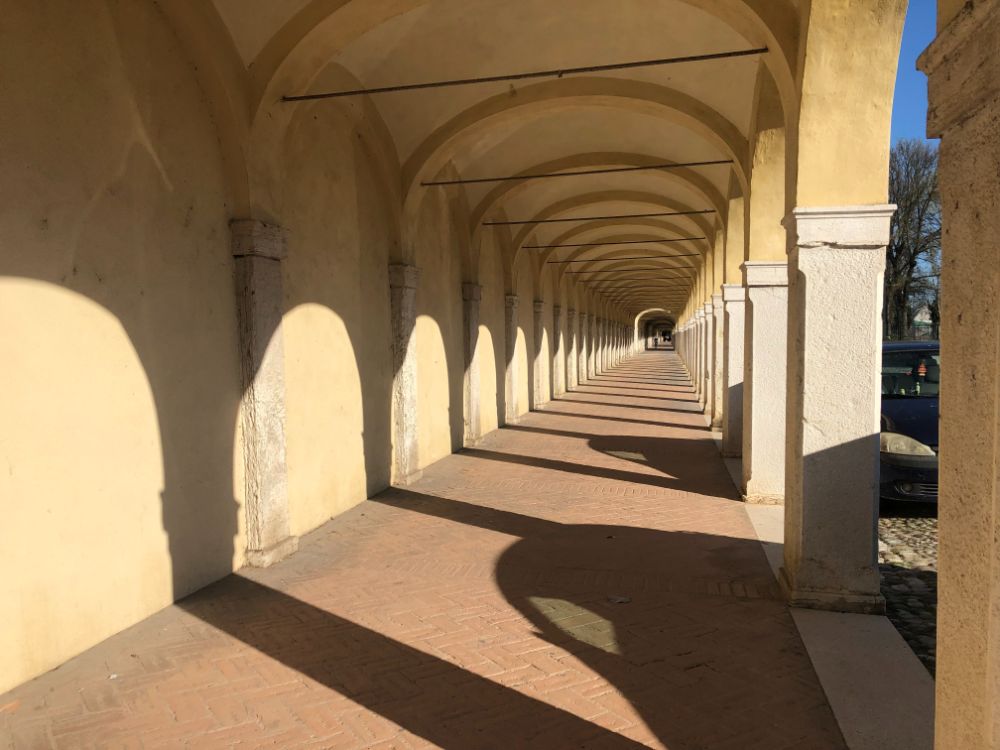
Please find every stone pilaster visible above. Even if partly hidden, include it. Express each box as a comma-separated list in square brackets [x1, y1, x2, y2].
[566, 310, 578, 389]
[578, 313, 589, 384]
[461, 283, 482, 446]
[231, 219, 298, 567]
[504, 294, 520, 423]
[702, 302, 714, 417]
[711, 294, 725, 429]
[694, 309, 706, 406]
[919, 6, 1000, 743]
[389, 263, 422, 484]
[533, 300, 547, 408]
[741, 261, 787, 503]
[552, 306, 565, 397]
[721, 285, 746, 456]
[780, 205, 894, 615]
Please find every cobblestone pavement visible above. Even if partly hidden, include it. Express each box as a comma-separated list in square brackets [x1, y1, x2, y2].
[879, 505, 938, 675]
[0, 351, 847, 749]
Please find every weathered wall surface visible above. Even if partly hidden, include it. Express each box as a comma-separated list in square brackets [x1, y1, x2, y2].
[0, 2, 243, 693]
[279, 101, 395, 536]
[479, 233, 505, 435]
[415, 191, 465, 469]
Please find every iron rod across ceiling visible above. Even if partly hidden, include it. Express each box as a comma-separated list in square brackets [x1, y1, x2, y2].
[424, 161, 730, 187]
[483, 209, 715, 225]
[282, 47, 768, 102]
[546, 253, 700, 264]
[566, 267, 695, 275]
[527, 237, 704, 249]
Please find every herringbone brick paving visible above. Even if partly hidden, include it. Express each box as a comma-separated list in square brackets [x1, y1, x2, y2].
[0, 350, 846, 749]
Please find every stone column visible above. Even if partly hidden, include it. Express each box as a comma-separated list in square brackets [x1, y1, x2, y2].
[781, 205, 893, 614]
[532, 300, 546, 408]
[694, 309, 706, 406]
[721, 284, 746, 456]
[552, 306, 565, 397]
[231, 220, 298, 567]
[587, 314, 597, 379]
[919, 7, 1000, 743]
[389, 263, 422, 485]
[578, 313, 589, 384]
[711, 294, 725, 429]
[461, 282, 482, 446]
[504, 294, 520, 423]
[702, 302, 714, 417]
[566, 309, 578, 389]
[741, 261, 788, 504]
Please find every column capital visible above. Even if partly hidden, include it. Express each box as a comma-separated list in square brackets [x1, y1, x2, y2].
[742, 260, 788, 288]
[918, 0, 1000, 136]
[722, 284, 746, 302]
[711, 293, 723, 311]
[389, 263, 421, 289]
[567, 308, 576, 319]
[505, 294, 518, 310]
[695, 309, 705, 320]
[461, 282, 482, 301]
[553, 305, 562, 317]
[702, 302, 712, 314]
[533, 300, 545, 314]
[785, 205, 895, 249]
[230, 219, 287, 260]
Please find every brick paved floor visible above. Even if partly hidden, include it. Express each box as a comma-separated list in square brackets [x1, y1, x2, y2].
[1, 350, 846, 749]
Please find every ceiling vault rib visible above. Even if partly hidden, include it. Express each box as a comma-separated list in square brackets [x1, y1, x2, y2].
[282, 47, 768, 102]
[423, 161, 731, 187]
[483, 209, 715, 225]
[546, 253, 701, 264]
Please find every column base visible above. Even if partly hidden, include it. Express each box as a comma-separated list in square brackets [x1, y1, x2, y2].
[393, 469, 424, 487]
[780, 567, 885, 614]
[246, 535, 299, 568]
[744, 492, 784, 506]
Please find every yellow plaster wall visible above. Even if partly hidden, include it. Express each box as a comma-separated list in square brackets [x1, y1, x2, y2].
[514, 257, 534, 417]
[0, 1, 243, 693]
[478, 235, 505, 435]
[415, 192, 465, 467]
[280, 104, 395, 536]
[795, 0, 907, 207]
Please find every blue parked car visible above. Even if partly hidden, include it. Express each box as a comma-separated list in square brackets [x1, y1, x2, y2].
[880, 341, 939, 503]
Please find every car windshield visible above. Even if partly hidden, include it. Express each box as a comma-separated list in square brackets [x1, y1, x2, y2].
[882, 348, 940, 398]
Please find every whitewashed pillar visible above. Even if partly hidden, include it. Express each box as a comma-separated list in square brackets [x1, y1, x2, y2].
[389, 263, 422, 484]
[741, 261, 788, 504]
[919, 7, 1000, 743]
[231, 220, 298, 566]
[711, 293, 725, 429]
[781, 205, 894, 614]
[721, 284, 746, 456]
[462, 282, 482, 446]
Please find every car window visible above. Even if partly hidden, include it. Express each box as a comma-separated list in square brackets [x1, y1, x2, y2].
[882, 349, 940, 397]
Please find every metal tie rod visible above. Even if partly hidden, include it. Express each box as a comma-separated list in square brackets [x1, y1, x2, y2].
[283, 47, 768, 102]
[546, 252, 700, 264]
[424, 162, 730, 187]
[566, 267, 696, 275]
[484, 209, 715, 226]
[527, 237, 704, 250]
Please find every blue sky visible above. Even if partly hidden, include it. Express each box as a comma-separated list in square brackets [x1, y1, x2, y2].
[891, 2, 938, 143]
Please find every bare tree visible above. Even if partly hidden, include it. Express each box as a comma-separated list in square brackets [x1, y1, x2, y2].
[884, 139, 941, 340]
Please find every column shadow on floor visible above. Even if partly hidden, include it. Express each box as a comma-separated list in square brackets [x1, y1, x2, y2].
[181, 490, 844, 749]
